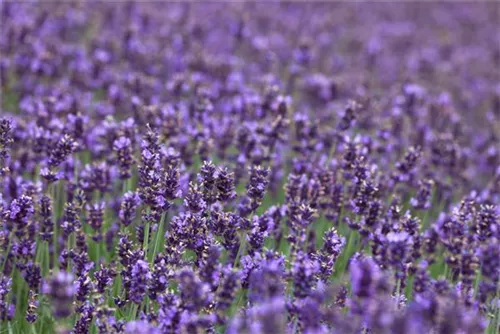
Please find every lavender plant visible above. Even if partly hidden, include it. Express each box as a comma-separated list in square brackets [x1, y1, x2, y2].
[0, 2, 499, 334]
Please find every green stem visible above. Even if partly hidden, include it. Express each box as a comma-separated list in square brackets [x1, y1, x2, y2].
[122, 179, 128, 194]
[229, 289, 247, 318]
[43, 241, 50, 276]
[443, 263, 449, 279]
[96, 239, 101, 265]
[233, 233, 247, 267]
[127, 303, 139, 321]
[143, 221, 150, 256]
[112, 273, 122, 307]
[14, 269, 26, 327]
[420, 208, 430, 232]
[395, 278, 402, 309]
[149, 213, 166, 262]
[1, 238, 11, 273]
[340, 229, 357, 274]
[405, 275, 414, 300]
[473, 268, 481, 300]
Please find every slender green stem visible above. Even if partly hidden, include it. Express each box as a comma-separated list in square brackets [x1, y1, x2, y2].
[405, 275, 414, 300]
[420, 208, 430, 232]
[127, 303, 139, 321]
[96, 240, 101, 265]
[14, 269, 27, 329]
[233, 233, 247, 267]
[149, 213, 166, 262]
[340, 229, 357, 274]
[1, 238, 11, 273]
[34, 235, 42, 264]
[42, 241, 50, 276]
[229, 289, 247, 318]
[143, 221, 150, 256]
[443, 263, 449, 279]
[473, 268, 481, 300]
[112, 273, 122, 307]
[122, 179, 128, 194]
[145, 297, 150, 315]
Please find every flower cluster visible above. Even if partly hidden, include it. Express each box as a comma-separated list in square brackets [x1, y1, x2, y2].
[0, 2, 499, 334]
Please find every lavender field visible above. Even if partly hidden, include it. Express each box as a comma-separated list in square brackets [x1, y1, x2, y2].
[0, 2, 499, 333]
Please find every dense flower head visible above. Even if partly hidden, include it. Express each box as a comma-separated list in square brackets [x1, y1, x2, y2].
[0, 2, 499, 333]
